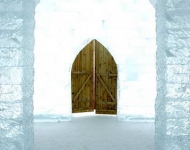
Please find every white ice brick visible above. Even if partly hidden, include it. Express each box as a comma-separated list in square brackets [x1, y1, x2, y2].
[0, 85, 23, 102]
[0, 67, 23, 84]
[156, 0, 190, 149]
[0, 0, 35, 150]
[0, 48, 22, 67]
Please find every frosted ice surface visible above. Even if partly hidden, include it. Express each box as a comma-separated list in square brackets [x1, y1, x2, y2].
[155, 0, 190, 150]
[149, 0, 157, 7]
[0, 0, 35, 150]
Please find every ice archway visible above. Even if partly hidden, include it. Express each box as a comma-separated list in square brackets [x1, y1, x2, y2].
[1, 0, 190, 150]
[34, 0, 157, 121]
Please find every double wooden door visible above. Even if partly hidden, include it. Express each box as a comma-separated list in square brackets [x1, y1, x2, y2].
[71, 40, 117, 114]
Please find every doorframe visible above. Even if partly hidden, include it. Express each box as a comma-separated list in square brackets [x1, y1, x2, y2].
[70, 39, 119, 117]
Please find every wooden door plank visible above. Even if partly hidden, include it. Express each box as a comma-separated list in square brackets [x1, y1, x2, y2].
[92, 40, 95, 109]
[95, 40, 100, 108]
[96, 74, 116, 102]
[96, 110, 116, 114]
[97, 101, 116, 104]
[81, 48, 85, 107]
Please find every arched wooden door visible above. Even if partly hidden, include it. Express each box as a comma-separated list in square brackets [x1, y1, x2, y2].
[71, 40, 117, 114]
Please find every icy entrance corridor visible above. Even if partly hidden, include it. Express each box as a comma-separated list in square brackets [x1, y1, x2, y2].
[34, 115, 154, 150]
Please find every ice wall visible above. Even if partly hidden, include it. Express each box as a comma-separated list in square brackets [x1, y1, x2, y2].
[0, 0, 35, 150]
[149, 0, 157, 7]
[34, 0, 156, 121]
[155, 0, 190, 149]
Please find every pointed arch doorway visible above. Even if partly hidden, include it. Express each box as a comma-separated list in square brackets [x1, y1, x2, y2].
[71, 39, 117, 115]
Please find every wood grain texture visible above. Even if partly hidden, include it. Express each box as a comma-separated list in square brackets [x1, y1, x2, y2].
[71, 40, 117, 114]
[95, 40, 117, 115]
[71, 41, 93, 113]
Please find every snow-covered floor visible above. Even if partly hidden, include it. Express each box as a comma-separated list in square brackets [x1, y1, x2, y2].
[34, 114, 155, 150]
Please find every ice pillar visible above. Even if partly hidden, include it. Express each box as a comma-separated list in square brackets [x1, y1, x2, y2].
[0, 0, 35, 150]
[155, 0, 190, 150]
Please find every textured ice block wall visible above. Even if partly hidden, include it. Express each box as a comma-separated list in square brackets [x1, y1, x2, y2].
[155, 0, 190, 149]
[0, 0, 35, 150]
